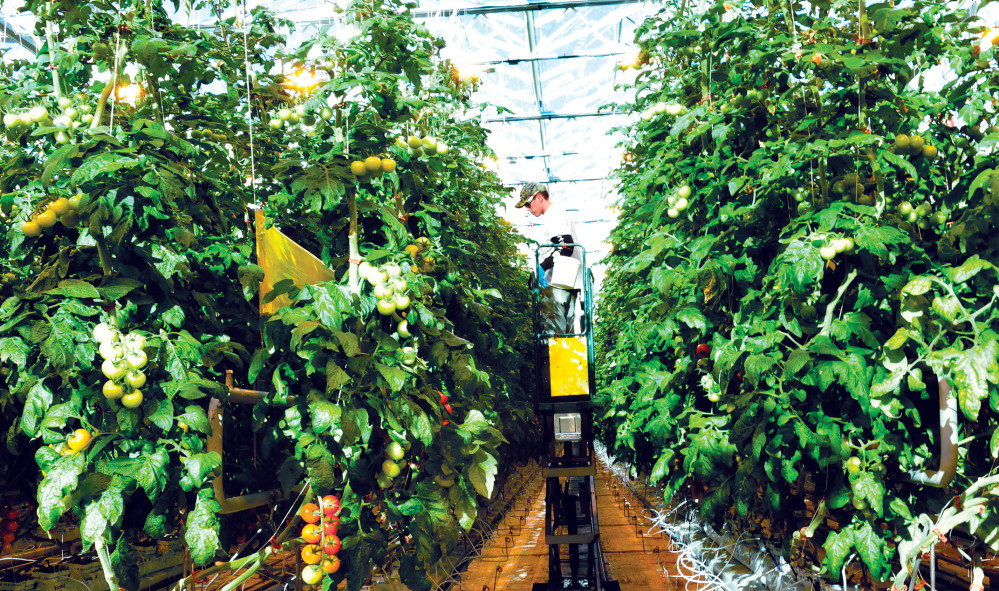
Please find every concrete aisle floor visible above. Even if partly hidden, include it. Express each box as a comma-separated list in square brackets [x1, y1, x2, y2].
[457, 458, 707, 590]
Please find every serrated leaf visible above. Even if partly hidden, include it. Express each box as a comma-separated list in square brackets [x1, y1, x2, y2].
[674, 306, 707, 331]
[181, 452, 221, 490]
[823, 526, 855, 576]
[96, 277, 143, 301]
[468, 449, 497, 498]
[885, 327, 910, 349]
[375, 362, 407, 392]
[0, 336, 30, 366]
[185, 489, 221, 565]
[853, 521, 891, 580]
[309, 400, 342, 434]
[36, 451, 87, 530]
[783, 348, 810, 378]
[649, 449, 673, 483]
[103, 449, 169, 501]
[71, 152, 140, 186]
[951, 340, 999, 421]
[851, 471, 885, 517]
[397, 498, 424, 516]
[946, 255, 993, 283]
[931, 294, 961, 322]
[45, 279, 101, 299]
[80, 475, 130, 549]
[743, 353, 777, 384]
[178, 405, 210, 434]
[902, 276, 933, 295]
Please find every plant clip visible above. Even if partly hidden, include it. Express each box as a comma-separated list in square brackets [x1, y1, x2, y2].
[192, 570, 208, 584]
[932, 527, 948, 544]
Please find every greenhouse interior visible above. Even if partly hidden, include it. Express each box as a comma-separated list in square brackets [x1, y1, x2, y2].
[2, 0, 999, 589]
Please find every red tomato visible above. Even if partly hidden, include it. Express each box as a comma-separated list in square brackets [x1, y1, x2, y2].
[695, 343, 711, 358]
[323, 535, 341, 556]
[320, 495, 340, 517]
[323, 515, 340, 536]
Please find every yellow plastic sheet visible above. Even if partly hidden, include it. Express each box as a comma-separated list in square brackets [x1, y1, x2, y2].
[255, 209, 337, 315]
[548, 337, 590, 397]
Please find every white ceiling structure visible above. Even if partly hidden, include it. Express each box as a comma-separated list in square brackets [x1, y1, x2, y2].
[0, 0, 655, 276]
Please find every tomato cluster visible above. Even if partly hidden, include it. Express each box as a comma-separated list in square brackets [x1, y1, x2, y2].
[393, 133, 448, 159]
[94, 322, 150, 409]
[349, 155, 397, 182]
[20, 193, 86, 237]
[298, 495, 343, 585]
[1, 507, 20, 550]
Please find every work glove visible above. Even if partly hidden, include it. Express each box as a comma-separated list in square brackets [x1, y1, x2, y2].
[540, 255, 555, 271]
[550, 234, 575, 257]
[536, 266, 549, 289]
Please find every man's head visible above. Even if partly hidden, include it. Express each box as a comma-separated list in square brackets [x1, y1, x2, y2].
[515, 182, 549, 216]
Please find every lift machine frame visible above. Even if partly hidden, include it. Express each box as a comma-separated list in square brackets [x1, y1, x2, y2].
[530, 244, 619, 591]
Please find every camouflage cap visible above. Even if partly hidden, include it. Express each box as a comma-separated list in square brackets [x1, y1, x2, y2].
[515, 182, 548, 208]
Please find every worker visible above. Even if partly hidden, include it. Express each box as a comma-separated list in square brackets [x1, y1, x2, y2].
[515, 182, 582, 335]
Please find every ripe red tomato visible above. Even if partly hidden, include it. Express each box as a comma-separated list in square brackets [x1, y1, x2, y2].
[4, 521, 17, 532]
[2, 532, 14, 544]
[300, 502, 321, 524]
[323, 535, 341, 556]
[443, 403, 453, 415]
[438, 391, 449, 404]
[4, 509, 18, 521]
[323, 516, 340, 537]
[320, 495, 340, 517]
[695, 343, 711, 358]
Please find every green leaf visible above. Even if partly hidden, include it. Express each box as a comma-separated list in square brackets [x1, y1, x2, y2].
[884, 327, 909, 349]
[305, 442, 337, 491]
[177, 405, 211, 434]
[851, 471, 885, 517]
[96, 277, 144, 301]
[649, 449, 674, 483]
[309, 401, 342, 434]
[46, 279, 101, 298]
[853, 521, 891, 580]
[181, 452, 222, 490]
[783, 348, 810, 378]
[931, 294, 961, 322]
[901, 276, 933, 296]
[41, 143, 81, 185]
[468, 449, 497, 498]
[71, 152, 140, 186]
[0, 336, 30, 365]
[185, 489, 221, 565]
[36, 451, 87, 530]
[21, 380, 53, 437]
[375, 362, 407, 392]
[951, 340, 999, 421]
[743, 353, 777, 383]
[80, 475, 130, 550]
[946, 255, 994, 283]
[103, 449, 169, 501]
[397, 498, 424, 516]
[823, 526, 854, 576]
[674, 306, 707, 331]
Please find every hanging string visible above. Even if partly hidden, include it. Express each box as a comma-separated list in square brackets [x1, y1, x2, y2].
[239, 0, 258, 207]
[109, 30, 121, 132]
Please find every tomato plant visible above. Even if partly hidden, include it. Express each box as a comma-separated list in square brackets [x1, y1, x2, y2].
[0, 0, 538, 589]
[597, 0, 999, 586]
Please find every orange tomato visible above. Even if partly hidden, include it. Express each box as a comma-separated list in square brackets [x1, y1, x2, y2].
[301, 544, 321, 565]
[300, 502, 321, 524]
[301, 523, 321, 544]
[320, 556, 341, 574]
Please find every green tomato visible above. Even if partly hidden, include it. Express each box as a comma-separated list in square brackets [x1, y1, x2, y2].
[381, 459, 401, 478]
[845, 456, 862, 474]
[386, 441, 406, 461]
